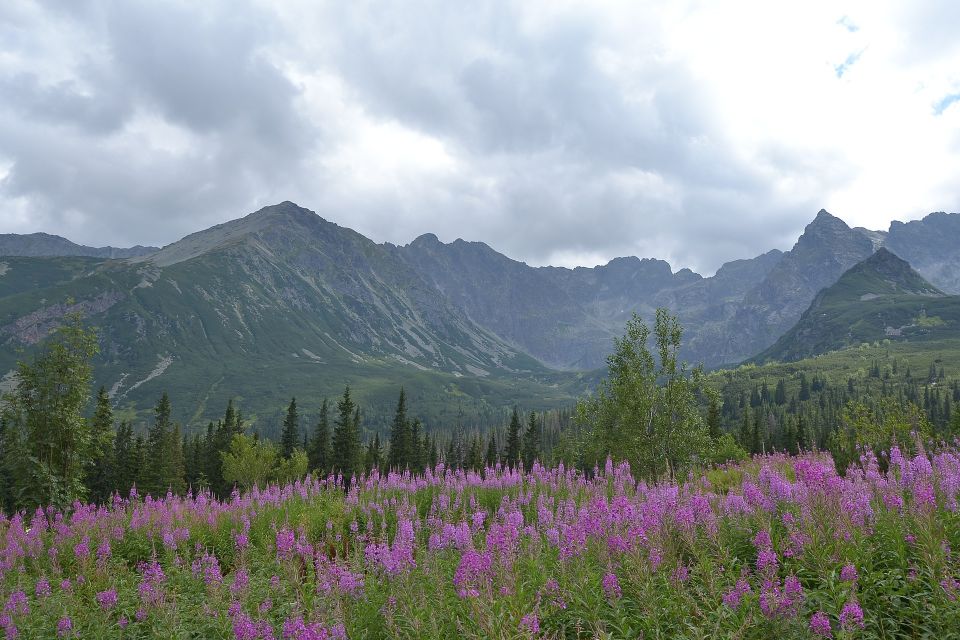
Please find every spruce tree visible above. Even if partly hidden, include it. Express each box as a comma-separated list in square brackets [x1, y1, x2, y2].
[331, 387, 361, 483]
[505, 407, 522, 468]
[706, 396, 722, 440]
[409, 418, 423, 473]
[428, 435, 439, 470]
[167, 423, 187, 495]
[87, 386, 115, 504]
[485, 432, 498, 467]
[111, 421, 135, 497]
[143, 393, 173, 496]
[280, 397, 299, 459]
[309, 399, 331, 475]
[522, 411, 540, 471]
[387, 388, 410, 470]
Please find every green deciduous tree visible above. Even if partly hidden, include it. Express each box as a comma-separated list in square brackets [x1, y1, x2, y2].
[577, 309, 710, 481]
[1, 312, 99, 510]
[221, 434, 277, 491]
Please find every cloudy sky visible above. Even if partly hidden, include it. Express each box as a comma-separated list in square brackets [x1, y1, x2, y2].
[1, 1, 958, 274]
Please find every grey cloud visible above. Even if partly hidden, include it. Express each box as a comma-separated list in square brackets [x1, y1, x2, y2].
[0, 1, 936, 275]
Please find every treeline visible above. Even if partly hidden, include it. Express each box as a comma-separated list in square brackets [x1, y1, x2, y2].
[710, 354, 960, 474]
[0, 315, 561, 512]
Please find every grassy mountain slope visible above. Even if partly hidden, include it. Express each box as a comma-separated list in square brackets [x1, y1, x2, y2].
[755, 248, 959, 363]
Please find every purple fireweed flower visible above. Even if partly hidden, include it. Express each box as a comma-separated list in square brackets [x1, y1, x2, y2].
[520, 612, 540, 635]
[3, 593, 27, 617]
[453, 549, 494, 598]
[602, 572, 622, 600]
[56, 617, 72, 638]
[840, 564, 858, 582]
[722, 578, 751, 609]
[34, 578, 51, 599]
[840, 601, 865, 630]
[942, 577, 960, 601]
[97, 589, 118, 610]
[276, 527, 296, 560]
[809, 612, 833, 637]
[73, 537, 90, 561]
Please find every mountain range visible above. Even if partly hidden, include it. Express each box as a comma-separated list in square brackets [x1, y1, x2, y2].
[1, 201, 959, 431]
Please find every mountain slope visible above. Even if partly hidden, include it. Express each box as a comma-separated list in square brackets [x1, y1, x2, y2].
[0, 203, 593, 430]
[884, 211, 960, 293]
[755, 248, 958, 363]
[0, 232, 158, 259]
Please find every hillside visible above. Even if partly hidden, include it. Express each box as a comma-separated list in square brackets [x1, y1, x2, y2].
[755, 248, 959, 363]
[3, 202, 960, 431]
[0, 232, 157, 259]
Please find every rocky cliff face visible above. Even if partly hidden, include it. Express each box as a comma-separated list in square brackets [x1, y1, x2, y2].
[884, 212, 960, 294]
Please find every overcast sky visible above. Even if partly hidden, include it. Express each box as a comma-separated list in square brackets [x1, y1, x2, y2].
[1, 1, 959, 274]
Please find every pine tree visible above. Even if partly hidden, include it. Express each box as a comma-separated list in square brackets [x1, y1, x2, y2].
[111, 421, 135, 497]
[143, 393, 173, 496]
[522, 411, 540, 471]
[774, 379, 787, 405]
[798, 373, 811, 401]
[167, 423, 186, 495]
[365, 433, 383, 472]
[485, 432, 498, 467]
[505, 407, 522, 468]
[428, 435, 439, 470]
[309, 399, 331, 475]
[796, 413, 808, 451]
[409, 418, 423, 473]
[331, 387, 361, 484]
[86, 386, 115, 504]
[466, 435, 483, 470]
[280, 397, 299, 459]
[706, 397, 722, 439]
[387, 388, 410, 470]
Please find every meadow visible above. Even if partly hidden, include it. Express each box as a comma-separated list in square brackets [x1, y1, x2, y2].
[1, 446, 959, 639]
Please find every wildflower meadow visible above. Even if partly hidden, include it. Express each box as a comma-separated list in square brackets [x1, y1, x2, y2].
[0, 445, 958, 639]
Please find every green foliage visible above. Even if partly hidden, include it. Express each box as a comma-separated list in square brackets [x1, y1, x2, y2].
[0, 312, 98, 510]
[280, 397, 299, 459]
[577, 309, 711, 480]
[274, 448, 309, 485]
[505, 407, 522, 468]
[521, 410, 540, 471]
[308, 399, 331, 475]
[387, 388, 410, 471]
[830, 398, 932, 474]
[331, 387, 362, 482]
[221, 433, 278, 491]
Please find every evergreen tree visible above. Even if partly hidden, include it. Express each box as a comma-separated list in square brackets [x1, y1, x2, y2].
[796, 413, 808, 451]
[168, 423, 187, 495]
[522, 411, 540, 471]
[466, 435, 483, 470]
[485, 432, 498, 467]
[280, 397, 299, 459]
[130, 435, 146, 497]
[798, 373, 811, 401]
[143, 393, 173, 496]
[774, 379, 787, 405]
[428, 435, 439, 470]
[331, 387, 361, 484]
[387, 388, 410, 470]
[706, 396, 722, 440]
[309, 399, 331, 475]
[409, 418, 423, 473]
[111, 421, 135, 497]
[365, 433, 383, 473]
[86, 386, 115, 504]
[505, 407, 522, 468]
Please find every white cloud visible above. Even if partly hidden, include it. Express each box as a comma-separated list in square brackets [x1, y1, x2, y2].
[0, 0, 958, 273]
